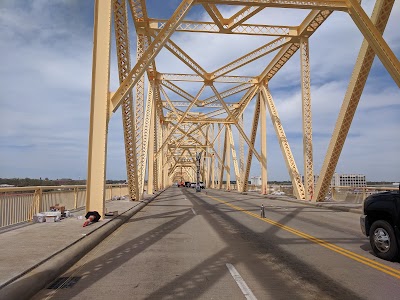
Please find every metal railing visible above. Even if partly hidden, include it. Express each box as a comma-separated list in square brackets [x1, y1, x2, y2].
[212, 184, 398, 203]
[323, 186, 398, 203]
[0, 184, 129, 229]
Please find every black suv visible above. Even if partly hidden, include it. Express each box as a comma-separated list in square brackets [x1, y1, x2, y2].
[360, 190, 400, 261]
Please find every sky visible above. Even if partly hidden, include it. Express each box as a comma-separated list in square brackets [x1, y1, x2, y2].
[0, 0, 399, 182]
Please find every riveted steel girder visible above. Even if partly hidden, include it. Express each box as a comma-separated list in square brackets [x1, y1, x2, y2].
[110, 0, 194, 112]
[113, 0, 140, 201]
[314, 0, 396, 201]
[88, 0, 397, 205]
[150, 19, 297, 37]
[261, 86, 305, 199]
[300, 37, 314, 200]
[86, 0, 112, 217]
[243, 94, 261, 192]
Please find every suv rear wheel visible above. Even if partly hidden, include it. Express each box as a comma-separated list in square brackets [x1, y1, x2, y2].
[369, 220, 399, 261]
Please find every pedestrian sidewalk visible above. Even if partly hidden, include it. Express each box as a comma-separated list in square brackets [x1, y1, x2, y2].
[0, 194, 157, 290]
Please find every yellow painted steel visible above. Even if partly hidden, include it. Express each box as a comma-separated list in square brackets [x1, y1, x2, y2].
[87, 0, 397, 205]
[261, 86, 305, 199]
[86, 0, 112, 217]
[113, 0, 140, 201]
[243, 94, 261, 192]
[227, 125, 242, 191]
[300, 37, 314, 201]
[314, 0, 396, 201]
[260, 94, 268, 195]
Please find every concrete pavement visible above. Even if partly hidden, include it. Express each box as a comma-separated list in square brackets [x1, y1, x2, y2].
[0, 192, 163, 300]
[0, 188, 365, 299]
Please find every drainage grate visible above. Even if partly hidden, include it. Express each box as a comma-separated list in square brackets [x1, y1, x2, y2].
[47, 277, 81, 289]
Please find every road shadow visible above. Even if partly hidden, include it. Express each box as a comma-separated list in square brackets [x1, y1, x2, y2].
[145, 189, 363, 300]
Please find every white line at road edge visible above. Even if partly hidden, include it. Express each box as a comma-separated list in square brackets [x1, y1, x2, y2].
[226, 263, 257, 300]
[191, 208, 197, 215]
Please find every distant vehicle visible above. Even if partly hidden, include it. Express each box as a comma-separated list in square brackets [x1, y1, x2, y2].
[199, 182, 205, 189]
[177, 182, 185, 187]
[190, 183, 196, 188]
[271, 191, 285, 195]
[185, 181, 191, 187]
[360, 190, 400, 261]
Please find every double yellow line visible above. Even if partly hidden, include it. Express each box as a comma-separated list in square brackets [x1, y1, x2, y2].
[206, 194, 400, 279]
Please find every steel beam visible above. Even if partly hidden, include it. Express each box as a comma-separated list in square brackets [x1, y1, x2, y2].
[347, 0, 400, 87]
[110, 0, 194, 112]
[113, 0, 140, 201]
[86, 0, 112, 217]
[261, 86, 305, 199]
[314, 0, 395, 201]
[260, 93, 268, 195]
[147, 92, 156, 195]
[243, 94, 261, 192]
[227, 125, 242, 191]
[300, 37, 314, 200]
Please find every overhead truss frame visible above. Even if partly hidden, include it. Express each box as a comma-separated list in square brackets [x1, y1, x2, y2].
[86, 0, 399, 216]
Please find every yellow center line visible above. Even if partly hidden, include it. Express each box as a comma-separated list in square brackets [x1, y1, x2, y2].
[206, 194, 400, 279]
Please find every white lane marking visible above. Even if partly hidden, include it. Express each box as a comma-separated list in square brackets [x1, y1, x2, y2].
[191, 208, 197, 215]
[226, 263, 257, 300]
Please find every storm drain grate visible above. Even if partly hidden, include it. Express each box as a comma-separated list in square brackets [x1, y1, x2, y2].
[47, 277, 81, 289]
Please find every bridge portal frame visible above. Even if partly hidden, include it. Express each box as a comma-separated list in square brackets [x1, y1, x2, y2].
[86, 0, 399, 216]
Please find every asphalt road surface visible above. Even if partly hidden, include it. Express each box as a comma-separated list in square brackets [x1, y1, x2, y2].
[33, 187, 400, 300]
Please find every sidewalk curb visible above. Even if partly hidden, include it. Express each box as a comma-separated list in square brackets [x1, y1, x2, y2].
[0, 191, 163, 300]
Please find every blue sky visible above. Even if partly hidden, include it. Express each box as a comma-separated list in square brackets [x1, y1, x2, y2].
[0, 1, 399, 182]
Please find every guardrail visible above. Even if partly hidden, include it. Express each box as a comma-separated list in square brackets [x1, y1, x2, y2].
[0, 184, 129, 229]
[324, 186, 398, 203]
[215, 184, 398, 202]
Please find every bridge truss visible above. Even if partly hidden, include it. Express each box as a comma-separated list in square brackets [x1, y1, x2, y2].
[86, 0, 399, 216]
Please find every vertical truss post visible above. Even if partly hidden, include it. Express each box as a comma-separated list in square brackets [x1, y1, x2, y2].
[238, 114, 245, 192]
[261, 86, 305, 199]
[147, 93, 156, 195]
[243, 94, 261, 192]
[211, 152, 215, 188]
[135, 33, 146, 193]
[158, 122, 164, 190]
[204, 125, 210, 187]
[218, 126, 227, 189]
[314, 0, 395, 201]
[153, 109, 159, 191]
[300, 37, 314, 200]
[260, 93, 268, 195]
[113, 0, 139, 201]
[227, 125, 242, 191]
[217, 124, 223, 189]
[86, 0, 112, 217]
[225, 127, 231, 191]
[208, 124, 215, 188]
[140, 81, 155, 194]
[164, 124, 169, 187]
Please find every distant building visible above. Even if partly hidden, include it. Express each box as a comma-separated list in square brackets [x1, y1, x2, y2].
[300, 173, 366, 187]
[250, 176, 262, 186]
[331, 173, 366, 187]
